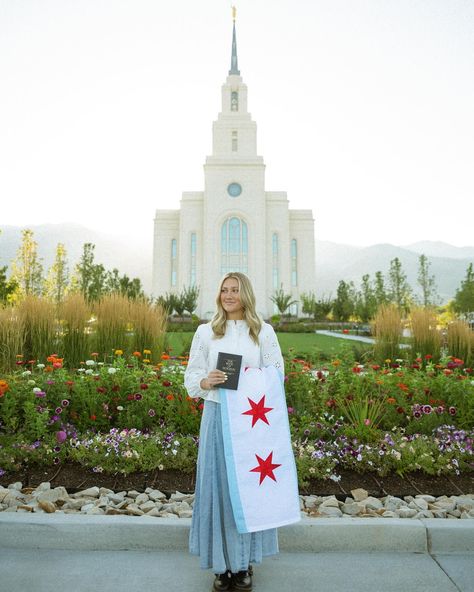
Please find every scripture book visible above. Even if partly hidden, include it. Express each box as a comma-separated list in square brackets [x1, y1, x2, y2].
[216, 352, 243, 390]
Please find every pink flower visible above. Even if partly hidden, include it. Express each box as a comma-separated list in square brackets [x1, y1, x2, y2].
[364, 419, 371, 426]
[287, 406, 294, 414]
[56, 430, 67, 444]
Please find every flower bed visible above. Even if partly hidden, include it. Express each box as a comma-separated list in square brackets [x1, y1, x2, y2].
[0, 351, 473, 489]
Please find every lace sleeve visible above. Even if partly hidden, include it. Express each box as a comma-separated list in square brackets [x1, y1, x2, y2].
[184, 324, 210, 399]
[260, 323, 284, 375]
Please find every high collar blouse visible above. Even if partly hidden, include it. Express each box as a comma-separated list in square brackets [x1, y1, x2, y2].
[184, 320, 284, 403]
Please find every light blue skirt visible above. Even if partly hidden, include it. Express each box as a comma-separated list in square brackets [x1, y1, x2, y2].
[189, 400, 279, 573]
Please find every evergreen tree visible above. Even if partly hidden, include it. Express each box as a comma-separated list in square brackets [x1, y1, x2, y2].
[453, 263, 474, 314]
[417, 254, 438, 306]
[388, 257, 412, 314]
[332, 280, 356, 321]
[11, 229, 44, 296]
[44, 243, 69, 304]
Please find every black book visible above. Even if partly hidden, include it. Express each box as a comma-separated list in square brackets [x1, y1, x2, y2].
[216, 352, 243, 390]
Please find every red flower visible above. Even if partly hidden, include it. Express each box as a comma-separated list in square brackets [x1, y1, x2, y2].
[140, 383, 149, 390]
[90, 414, 96, 420]
[162, 380, 172, 387]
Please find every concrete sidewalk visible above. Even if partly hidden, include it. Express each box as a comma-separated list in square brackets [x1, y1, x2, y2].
[1, 515, 473, 592]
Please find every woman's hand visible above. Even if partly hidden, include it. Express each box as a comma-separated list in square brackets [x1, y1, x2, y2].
[200, 370, 228, 390]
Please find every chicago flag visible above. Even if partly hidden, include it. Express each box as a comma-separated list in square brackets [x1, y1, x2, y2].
[220, 365, 301, 534]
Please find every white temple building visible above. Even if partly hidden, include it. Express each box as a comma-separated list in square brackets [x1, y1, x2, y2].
[152, 17, 316, 319]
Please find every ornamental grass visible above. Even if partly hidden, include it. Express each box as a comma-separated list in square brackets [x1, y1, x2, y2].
[17, 296, 57, 364]
[92, 294, 132, 359]
[447, 320, 473, 367]
[409, 307, 441, 362]
[128, 298, 167, 363]
[372, 304, 402, 364]
[59, 293, 90, 368]
[0, 307, 25, 373]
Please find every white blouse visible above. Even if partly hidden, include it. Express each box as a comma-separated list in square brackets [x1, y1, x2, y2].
[184, 320, 284, 403]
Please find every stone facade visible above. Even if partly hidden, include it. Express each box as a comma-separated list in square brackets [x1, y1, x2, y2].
[152, 23, 315, 319]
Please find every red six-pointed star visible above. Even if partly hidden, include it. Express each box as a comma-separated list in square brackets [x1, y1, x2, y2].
[242, 395, 273, 428]
[250, 451, 282, 485]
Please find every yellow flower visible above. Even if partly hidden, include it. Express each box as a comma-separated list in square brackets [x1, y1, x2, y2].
[143, 359, 151, 364]
[115, 349, 123, 356]
[331, 359, 341, 367]
[143, 349, 151, 355]
[385, 359, 391, 364]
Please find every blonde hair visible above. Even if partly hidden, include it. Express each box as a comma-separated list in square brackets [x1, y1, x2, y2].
[211, 272, 262, 345]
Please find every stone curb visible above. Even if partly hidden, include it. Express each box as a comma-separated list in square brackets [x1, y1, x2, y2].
[1, 514, 473, 554]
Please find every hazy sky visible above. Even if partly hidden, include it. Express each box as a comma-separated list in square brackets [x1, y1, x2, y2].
[1, 0, 473, 249]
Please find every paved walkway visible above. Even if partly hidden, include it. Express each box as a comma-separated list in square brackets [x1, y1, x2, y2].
[1, 515, 473, 592]
[316, 330, 411, 348]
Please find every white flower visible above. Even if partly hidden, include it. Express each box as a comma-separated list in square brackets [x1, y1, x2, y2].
[97, 362, 104, 366]
[37, 363, 45, 369]
[77, 368, 85, 373]
[22, 370, 31, 376]
[85, 360, 96, 366]
[172, 449, 178, 455]
[158, 464, 164, 471]
[28, 380, 36, 385]
[116, 406, 124, 411]
[85, 369, 93, 375]
[108, 367, 117, 375]
[33, 387, 41, 393]
[173, 440, 180, 446]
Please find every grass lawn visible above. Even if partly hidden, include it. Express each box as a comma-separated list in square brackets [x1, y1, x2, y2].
[166, 330, 371, 359]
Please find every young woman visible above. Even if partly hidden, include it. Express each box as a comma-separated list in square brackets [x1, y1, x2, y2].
[184, 272, 284, 592]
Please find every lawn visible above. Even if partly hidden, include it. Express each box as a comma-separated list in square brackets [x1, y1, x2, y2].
[166, 330, 371, 359]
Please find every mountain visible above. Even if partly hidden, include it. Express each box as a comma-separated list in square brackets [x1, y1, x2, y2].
[1, 225, 472, 303]
[315, 241, 473, 303]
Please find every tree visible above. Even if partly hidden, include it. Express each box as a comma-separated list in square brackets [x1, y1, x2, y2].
[355, 274, 377, 322]
[332, 280, 356, 322]
[374, 271, 389, 308]
[105, 269, 144, 300]
[73, 243, 108, 302]
[11, 229, 44, 296]
[270, 287, 297, 317]
[0, 266, 19, 305]
[44, 243, 69, 304]
[300, 292, 333, 321]
[156, 292, 179, 316]
[181, 285, 200, 316]
[388, 257, 412, 314]
[417, 254, 438, 307]
[453, 263, 474, 315]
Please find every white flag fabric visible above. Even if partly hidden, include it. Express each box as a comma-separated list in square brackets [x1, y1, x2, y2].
[219, 365, 301, 534]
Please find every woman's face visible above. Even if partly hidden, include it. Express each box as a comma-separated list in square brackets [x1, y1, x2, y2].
[220, 277, 243, 319]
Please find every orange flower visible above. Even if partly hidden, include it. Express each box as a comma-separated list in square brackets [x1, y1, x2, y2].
[444, 369, 453, 376]
[161, 354, 170, 360]
[45, 366, 54, 373]
[0, 379, 9, 397]
[181, 361, 188, 366]
[331, 360, 341, 367]
[133, 351, 141, 357]
[166, 394, 174, 401]
[387, 397, 396, 404]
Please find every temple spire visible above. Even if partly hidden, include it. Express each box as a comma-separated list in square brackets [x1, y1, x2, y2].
[229, 6, 240, 75]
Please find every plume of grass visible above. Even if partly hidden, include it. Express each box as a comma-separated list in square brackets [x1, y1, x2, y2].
[129, 298, 167, 361]
[447, 320, 473, 367]
[0, 306, 25, 373]
[410, 307, 441, 362]
[17, 296, 57, 363]
[92, 294, 131, 358]
[59, 293, 91, 368]
[372, 304, 402, 364]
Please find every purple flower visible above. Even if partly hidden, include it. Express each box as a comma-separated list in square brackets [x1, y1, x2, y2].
[436, 406, 445, 414]
[449, 407, 457, 416]
[46, 380, 55, 385]
[148, 409, 156, 417]
[422, 405, 432, 415]
[134, 393, 143, 401]
[413, 410, 422, 419]
[52, 457, 60, 465]
[287, 406, 294, 414]
[35, 391, 46, 398]
[61, 399, 69, 407]
[53, 446, 61, 453]
[56, 430, 67, 444]
[0, 468, 5, 477]
[303, 429, 310, 436]
[55, 407, 63, 414]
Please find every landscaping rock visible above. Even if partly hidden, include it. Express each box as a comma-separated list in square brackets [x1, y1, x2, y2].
[38, 500, 56, 513]
[73, 487, 100, 498]
[351, 488, 368, 502]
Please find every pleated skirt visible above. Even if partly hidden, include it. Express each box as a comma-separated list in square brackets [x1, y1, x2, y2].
[189, 400, 279, 574]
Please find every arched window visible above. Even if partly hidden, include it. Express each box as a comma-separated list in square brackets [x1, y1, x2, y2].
[231, 91, 239, 111]
[171, 239, 177, 287]
[291, 239, 297, 287]
[221, 217, 248, 274]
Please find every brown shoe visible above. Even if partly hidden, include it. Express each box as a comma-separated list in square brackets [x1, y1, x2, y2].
[232, 570, 252, 591]
[213, 571, 232, 592]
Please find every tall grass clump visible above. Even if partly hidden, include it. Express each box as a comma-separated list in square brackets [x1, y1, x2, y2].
[60, 293, 91, 368]
[447, 320, 473, 367]
[92, 293, 131, 358]
[410, 307, 441, 362]
[372, 304, 402, 364]
[17, 296, 57, 363]
[0, 307, 25, 372]
[129, 298, 167, 360]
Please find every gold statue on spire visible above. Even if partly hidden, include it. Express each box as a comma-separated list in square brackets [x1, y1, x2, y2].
[232, 5, 236, 21]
